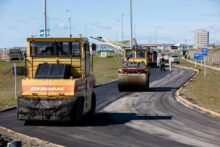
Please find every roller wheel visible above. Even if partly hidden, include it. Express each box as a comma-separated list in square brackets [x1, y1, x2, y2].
[73, 97, 84, 121]
[89, 92, 96, 116]
[85, 92, 96, 122]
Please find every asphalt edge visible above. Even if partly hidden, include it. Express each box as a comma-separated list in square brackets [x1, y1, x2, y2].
[0, 106, 16, 113]
[174, 65, 220, 118]
[95, 79, 117, 87]
[0, 108, 64, 147]
[0, 126, 63, 147]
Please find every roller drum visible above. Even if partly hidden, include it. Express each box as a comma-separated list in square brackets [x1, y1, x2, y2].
[118, 73, 148, 91]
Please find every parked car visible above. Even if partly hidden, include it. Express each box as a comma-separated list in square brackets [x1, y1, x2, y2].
[9, 48, 23, 61]
[171, 55, 180, 63]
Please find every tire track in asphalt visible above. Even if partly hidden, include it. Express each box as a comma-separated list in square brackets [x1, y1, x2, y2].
[103, 67, 220, 147]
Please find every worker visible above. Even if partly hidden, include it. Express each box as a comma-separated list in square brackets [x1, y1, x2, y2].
[56, 42, 66, 55]
[41, 43, 54, 55]
[160, 58, 165, 71]
[157, 56, 160, 67]
[168, 57, 173, 71]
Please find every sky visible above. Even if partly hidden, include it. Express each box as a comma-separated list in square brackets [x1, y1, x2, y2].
[0, 0, 220, 47]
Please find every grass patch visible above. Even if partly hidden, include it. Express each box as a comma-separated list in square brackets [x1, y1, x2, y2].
[0, 61, 24, 109]
[93, 56, 121, 84]
[179, 59, 220, 113]
[0, 56, 121, 109]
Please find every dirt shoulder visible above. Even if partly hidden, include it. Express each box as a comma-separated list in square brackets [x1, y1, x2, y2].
[0, 126, 63, 147]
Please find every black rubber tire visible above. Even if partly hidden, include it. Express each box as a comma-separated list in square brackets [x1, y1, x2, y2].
[81, 92, 96, 124]
[118, 84, 124, 92]
[73, 97, 84, 121]
[146, 80, 149, 91]
[24, 120, 31, 125]
[84, 92, 96, 122]
[90, 92, 96, 116]
[146, 73, 150, 91]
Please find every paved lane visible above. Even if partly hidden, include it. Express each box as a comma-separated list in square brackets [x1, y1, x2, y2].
[103, 67, 220, 147]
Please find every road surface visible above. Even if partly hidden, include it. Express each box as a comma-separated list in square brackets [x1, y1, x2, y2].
[0, 67, 220, 147]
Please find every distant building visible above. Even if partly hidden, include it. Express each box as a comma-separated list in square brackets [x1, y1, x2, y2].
[194, 29, 209, 48]
[97, 49, 114, 58]
[0, 48, 10, 60]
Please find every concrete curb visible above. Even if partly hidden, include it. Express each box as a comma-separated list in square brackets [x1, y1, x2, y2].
[174, 65, 220, 118]
[0, 106, 16, 113]
[0, 126, 63, 147]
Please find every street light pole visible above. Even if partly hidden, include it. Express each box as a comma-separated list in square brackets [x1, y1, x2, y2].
[121, 13, 124, 44]
[69, 17, 72, 37]
[130, 0, 133, 49]
[115, 20, 119, 42]
[155, 29, 157, 44]
[44, 0, 47, 37]
[85, 24, 88, 38]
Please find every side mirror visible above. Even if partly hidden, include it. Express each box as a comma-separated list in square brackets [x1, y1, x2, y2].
[92, 44, 96, 51]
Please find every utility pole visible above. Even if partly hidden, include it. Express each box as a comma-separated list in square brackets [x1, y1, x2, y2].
[44, 0, 47, 37]
[155, 29, 157, 44]
[66, 9, 72, 37]
[115, 20, 119, 42]
[69, 17, 72, 37]
[214, 32, 216, 45]
[85, 24, 88, 38]
[2, 48, 5, 60]
[121, 13, 124, 44]
[130, 0, 133, 49]
[134, 23, 137, 40]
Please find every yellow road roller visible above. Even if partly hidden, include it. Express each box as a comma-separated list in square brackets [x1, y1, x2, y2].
[118, 48, 150, 91]
[17, 37, 96, 122]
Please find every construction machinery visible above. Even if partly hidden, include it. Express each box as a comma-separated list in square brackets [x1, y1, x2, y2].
[17, 37, 96, 122]
[9, 48, 23, 61]
[147, 50, 158, 67]
[118, 48, 150, 91]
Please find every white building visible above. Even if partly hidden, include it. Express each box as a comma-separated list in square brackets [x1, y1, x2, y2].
[194, 29, 209, 48]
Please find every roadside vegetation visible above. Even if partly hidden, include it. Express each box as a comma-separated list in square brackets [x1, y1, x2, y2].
[93, 55, 121, 84]
[0, 61, 24, 109]
[0, 56, 122, 109]
[179, 58, 220, 113]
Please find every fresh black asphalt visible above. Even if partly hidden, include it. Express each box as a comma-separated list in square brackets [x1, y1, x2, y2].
[0, 67, 219, 147]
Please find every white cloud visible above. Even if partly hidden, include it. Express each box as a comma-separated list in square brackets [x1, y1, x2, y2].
[208, 24, 220, 32]
[58, 22, 65, 28]
[55, 22, 68, 30]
